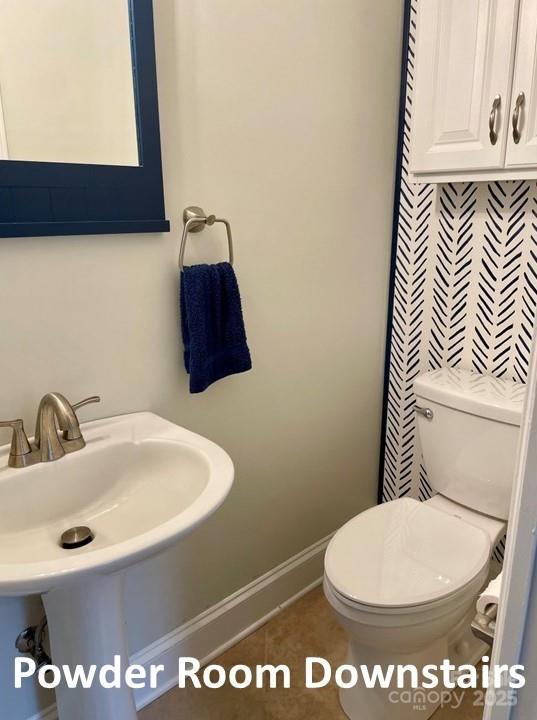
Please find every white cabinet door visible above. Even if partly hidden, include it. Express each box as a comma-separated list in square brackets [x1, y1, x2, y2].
[411, 0, 519, 175]
[506, 0, 537, 167]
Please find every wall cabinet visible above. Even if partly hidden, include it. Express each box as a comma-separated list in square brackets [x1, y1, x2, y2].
[410, 0, 537, 183]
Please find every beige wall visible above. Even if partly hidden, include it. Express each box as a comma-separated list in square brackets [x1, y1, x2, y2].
[0, 1, 403, 717]
[0, 0, 138, 165]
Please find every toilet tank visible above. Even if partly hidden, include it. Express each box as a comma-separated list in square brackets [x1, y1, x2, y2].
[414, 368, 525, 520]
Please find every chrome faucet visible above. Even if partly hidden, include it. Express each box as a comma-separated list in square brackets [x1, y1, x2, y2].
[0, 393, 100, 468]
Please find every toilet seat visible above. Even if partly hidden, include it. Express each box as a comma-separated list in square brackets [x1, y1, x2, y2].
[325, 498, 491, 610]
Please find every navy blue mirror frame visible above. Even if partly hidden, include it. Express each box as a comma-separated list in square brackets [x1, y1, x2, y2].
[0, 0, 169, 238]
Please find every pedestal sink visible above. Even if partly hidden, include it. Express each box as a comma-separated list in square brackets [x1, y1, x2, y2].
[0, 412, 234, 720]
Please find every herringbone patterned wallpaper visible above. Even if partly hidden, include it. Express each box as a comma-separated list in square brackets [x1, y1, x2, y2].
[382, 0, 537, 526]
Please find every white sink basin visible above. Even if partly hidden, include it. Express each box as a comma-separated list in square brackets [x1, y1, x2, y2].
[1, 412, 234, 720]
[0, 412, 233, 595]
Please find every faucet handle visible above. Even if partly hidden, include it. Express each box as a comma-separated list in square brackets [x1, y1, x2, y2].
[0, 419, 36, 468]
[72, 396, 101, 412]
[63, 396, 101, 441]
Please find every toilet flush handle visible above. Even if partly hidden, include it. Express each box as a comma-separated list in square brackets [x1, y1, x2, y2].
[415, 405, 434, 420]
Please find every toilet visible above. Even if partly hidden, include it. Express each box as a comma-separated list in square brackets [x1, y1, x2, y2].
[323, 368, 525, 720]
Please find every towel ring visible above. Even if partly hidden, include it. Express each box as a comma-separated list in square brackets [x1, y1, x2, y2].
[178, 206, 234, 271]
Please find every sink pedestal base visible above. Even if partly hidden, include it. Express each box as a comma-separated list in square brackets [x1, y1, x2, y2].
[42, 573, 138, 720]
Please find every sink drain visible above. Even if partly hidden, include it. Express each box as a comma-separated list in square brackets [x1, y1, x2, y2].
[60, 526, 94, 549]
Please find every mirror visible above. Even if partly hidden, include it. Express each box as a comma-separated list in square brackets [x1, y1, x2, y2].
[0, 0, 139, 167]
[0, 0, 168, 238]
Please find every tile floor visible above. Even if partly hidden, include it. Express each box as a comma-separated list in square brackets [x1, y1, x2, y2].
[140, 586, 484, 720]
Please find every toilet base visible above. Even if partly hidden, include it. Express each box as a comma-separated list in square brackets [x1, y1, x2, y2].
[339, 640, 447, 720]
[337, 605, 488, 720]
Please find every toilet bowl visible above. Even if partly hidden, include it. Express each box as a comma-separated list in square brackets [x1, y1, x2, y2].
[324, 368, 525, 720]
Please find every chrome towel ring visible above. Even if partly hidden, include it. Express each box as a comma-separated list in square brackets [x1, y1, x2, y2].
[178, 205, 234, 271]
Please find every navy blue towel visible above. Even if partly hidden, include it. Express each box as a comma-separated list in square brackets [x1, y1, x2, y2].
[180, 262, 252, 393]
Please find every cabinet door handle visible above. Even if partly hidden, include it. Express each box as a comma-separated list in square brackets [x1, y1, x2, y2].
[512, 92, 525, 144]
[489, 95, 501, 145]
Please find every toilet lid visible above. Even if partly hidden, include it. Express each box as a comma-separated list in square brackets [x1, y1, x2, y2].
[325, 498, 491, 608]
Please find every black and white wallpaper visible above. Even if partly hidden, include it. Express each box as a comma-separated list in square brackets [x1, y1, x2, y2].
[381, 0, 537, 513]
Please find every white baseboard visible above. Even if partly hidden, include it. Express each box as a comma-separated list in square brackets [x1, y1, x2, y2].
[28, 533, 332, 719]
[133, 533, 331, 709]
